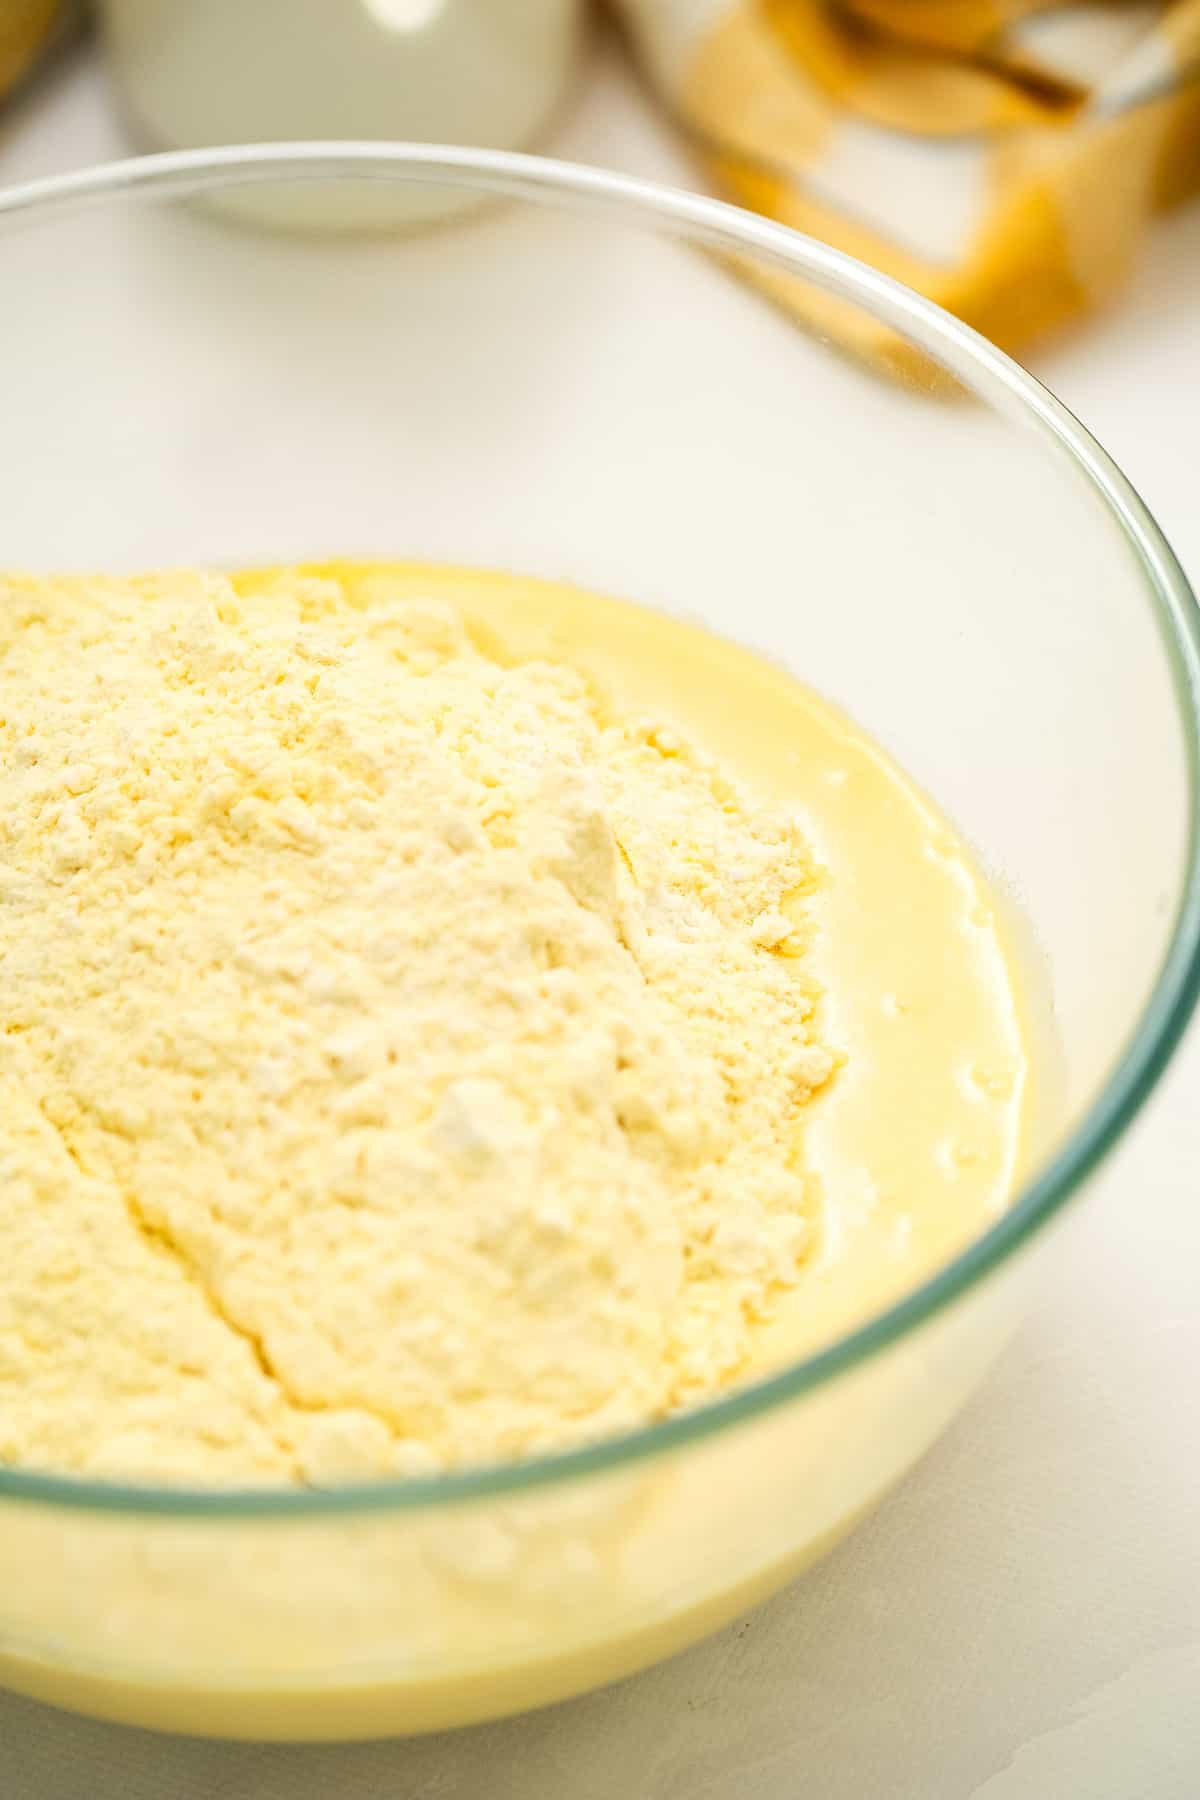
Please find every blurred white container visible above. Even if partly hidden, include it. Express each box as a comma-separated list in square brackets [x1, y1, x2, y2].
[98, 0, 583, 226]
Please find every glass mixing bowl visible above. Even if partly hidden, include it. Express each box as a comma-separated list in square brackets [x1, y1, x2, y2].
[0, 146, 1197, 1742]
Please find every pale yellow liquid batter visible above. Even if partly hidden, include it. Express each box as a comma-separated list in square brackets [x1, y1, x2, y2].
[0, 562, 1036, 1738]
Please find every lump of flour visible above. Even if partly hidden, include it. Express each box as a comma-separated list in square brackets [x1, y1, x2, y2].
[0, 569, 834, 1484]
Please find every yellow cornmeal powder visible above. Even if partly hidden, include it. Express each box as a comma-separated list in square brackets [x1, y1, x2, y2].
[0, 569, 834, 1486]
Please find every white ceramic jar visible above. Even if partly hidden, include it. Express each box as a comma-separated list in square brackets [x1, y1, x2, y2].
[99, 0, 583, 225]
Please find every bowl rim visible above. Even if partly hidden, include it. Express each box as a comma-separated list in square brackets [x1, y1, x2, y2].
[1, 141, 1198, 1518]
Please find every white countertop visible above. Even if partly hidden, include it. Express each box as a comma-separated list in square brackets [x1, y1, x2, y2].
[2, 36, 1199, 1800]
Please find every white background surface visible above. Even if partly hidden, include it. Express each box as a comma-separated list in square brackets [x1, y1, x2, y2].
[1, 30, 1198, 1799]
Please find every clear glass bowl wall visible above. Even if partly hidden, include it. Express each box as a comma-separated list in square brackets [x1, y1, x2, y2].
[0, 147, 1196, 1740]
